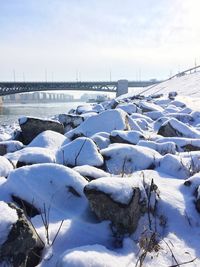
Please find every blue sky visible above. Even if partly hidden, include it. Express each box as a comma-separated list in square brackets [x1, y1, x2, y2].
[0, 0, 200, 81]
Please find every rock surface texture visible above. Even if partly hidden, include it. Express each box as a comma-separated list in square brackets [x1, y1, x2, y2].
[0, 203, 43, 267]
[84, 182, 143, 234]
[19, 117, 64, 144]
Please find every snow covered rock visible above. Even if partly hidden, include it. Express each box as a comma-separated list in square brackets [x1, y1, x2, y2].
[91, 132, 110, 149]
[28, 130, 67, 150]
[156, 154, 189, 179]
[116, 103, 138, 114]
[0, 140, 24, 156]
[5, 164, 88, 213]
[16, 147, 56, 168]
[157, 136, 200, 152]
[139, 101, 164, 113]
[66, 109, 130, 139]
[58, 114, 84, 133]
[19, 116, 64, 144]
[101, 143, 161, 175]
[145, 111, 164, 120]
[0, 156, 13, 178]
[57, 137, 103, 167]
[73, 165, 109, 181]
[166, 113, 194, 124]
[6, 147, 56, 167]
[138, 140, 176, 155]
[76, 104, 94, 115]
[0, 202, 43, 267]
[130, 113, 153, 124]
[126, 116, 143, 132]
[84, 177, 145, 234]
[170, 100, 186, 108]
[92, 103, 105, 113]
[110, 130, 145, 145]
[158, 118, 200, 138]
[105, 99, 119, 109]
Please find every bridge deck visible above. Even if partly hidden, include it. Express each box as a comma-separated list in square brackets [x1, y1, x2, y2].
[0, 81, 158, 96]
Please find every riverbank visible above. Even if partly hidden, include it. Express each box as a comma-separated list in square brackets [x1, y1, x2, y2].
[0, 90, 200, 266]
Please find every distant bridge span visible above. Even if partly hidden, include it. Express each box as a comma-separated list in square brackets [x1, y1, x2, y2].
[0, 80, 159, 97]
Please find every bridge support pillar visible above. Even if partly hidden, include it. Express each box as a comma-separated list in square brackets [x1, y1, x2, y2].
[116, 80, 128, 97]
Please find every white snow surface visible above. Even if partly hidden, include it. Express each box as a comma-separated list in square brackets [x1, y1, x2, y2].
[28, 130, 67, 150]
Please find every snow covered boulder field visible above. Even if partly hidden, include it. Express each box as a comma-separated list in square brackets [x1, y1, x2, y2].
[1, 85, 200, 266]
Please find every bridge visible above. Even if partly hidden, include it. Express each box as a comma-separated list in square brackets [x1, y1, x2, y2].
[0, 80, 158, 97]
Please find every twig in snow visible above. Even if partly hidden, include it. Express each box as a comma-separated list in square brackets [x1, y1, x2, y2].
[168, 257, 196, 267]
[74, 138, 87, 165]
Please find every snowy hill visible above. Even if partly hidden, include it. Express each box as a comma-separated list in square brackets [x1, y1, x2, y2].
[146, 71, 200, 97]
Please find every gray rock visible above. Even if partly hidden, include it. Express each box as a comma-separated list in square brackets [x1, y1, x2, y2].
[19, 117, 64, 145]
[0, 203, 44, 267]
[58, 114, 84, 133]
[84, 184, 142, 234]
[158, 121, 179, 137]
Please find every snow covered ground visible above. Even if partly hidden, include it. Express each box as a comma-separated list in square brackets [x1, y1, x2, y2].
[0, 72, 200, 266]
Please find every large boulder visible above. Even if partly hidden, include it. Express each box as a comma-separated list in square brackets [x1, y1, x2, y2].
[101, 143, 161, 175]
[56, 137, 104, 167]
[5, 163, 88, 213]
[0, 202, 43, 267]
[28, 130, 67, 150]
[19, 117, 64, 145]
[158, 118, 200, 138]
[84, 177, 146, 234]
[65, 109, 130, 139]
